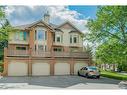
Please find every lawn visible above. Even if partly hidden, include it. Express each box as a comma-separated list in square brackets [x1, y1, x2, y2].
[101, 70, 127, 80]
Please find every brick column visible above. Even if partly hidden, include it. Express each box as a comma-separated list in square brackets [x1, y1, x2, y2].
[29, 28, 35, 49]
[49, 58, 55, 75]
[70, 58, 74, 75]
[2, 48, 8, 76]
[28, 48, 32, 76]
[3, 58, 8, 76]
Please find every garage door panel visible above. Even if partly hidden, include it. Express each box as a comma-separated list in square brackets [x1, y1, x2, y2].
[32, 63, 50, 76]
[55, 63, 70, 75]
[74, 63, 87, 75]
[8, 62, 28, 76]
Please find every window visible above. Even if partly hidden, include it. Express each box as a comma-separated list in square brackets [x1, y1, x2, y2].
[16, 47, 26, 50]
[23, 32, 27, 41]
[38, 45, 43, 51]
[37, 29, 45, 41]
[14, 31, 28, 41]
[53, 48, 62, 52]
[73, 36, 77, 43]
[56, 34, 61, 43]
[70, 35, 78, 44]
[70, 35, 72, 43]
[57, 36, 60, 42]
[38, 45, 47, 51]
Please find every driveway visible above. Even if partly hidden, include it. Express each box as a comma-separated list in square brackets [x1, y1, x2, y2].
[0, 76, 121, 89]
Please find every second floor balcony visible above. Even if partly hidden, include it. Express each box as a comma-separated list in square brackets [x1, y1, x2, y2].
[5, 49, 90, 58]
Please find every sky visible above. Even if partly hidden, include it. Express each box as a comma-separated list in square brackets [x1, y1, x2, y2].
[5, 6, 97, 33]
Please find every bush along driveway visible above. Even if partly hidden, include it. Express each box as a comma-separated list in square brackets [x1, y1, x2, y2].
[101, 70, 127, 80]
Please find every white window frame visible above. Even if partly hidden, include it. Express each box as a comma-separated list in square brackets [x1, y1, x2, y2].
[70, 34, 79, 44]
[55, 34, 62, 43]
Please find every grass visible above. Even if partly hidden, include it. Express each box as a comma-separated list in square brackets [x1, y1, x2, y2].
[101, 70, 127, 80]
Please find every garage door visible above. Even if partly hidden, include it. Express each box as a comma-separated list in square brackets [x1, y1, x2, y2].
[8, 62, 28, 76]
[32, 63, 50, 76]
[74, 63, 87, 75]
[54, 63, 70, 75]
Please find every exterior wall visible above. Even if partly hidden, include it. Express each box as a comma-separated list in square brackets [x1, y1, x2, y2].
[3, 21, 90, 76]
[58, 24, 83, 47]
[3, 57, 90, 76]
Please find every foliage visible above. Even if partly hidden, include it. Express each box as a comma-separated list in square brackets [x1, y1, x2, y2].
[0, 6, 16, 62]
[85, 6, 127, 69]
[117, 63, 127, 72]
[101, 70, 127, 80]
[85, 6, 127, 43]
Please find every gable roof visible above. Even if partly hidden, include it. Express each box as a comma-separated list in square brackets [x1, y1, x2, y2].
[14, 20, 54, 30]
[13, 20, 83, 34]
[57, 21, 83, 34]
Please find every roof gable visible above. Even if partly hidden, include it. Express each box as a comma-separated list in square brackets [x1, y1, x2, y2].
[57, 21, 82, 34]
[14, 20, 53, 30]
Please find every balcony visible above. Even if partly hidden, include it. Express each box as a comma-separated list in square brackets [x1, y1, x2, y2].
[7, 50, 29, 57]
[6, 49, 89, 58]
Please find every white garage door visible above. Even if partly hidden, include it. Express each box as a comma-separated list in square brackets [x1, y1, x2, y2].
[54, 63, 70, 75]
[74, 63, 87, 75]
[32, 63, 50, 76]
[8, 62, 28, 76]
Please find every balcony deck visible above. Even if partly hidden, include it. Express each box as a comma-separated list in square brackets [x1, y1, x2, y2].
[6, 49, 89, 58]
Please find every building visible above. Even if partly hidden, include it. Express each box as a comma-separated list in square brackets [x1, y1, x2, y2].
[3, 12, 91, 76]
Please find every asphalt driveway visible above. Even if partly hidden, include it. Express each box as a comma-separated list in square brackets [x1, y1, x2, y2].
[0, 76, 121, 89]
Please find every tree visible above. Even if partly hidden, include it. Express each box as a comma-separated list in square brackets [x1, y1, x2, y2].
[0, 6, 16, 63]
[85, 6, 127, 71]
[85, 6, 127, 44]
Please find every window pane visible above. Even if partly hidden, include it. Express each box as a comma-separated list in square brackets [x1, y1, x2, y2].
[23, 32, 27, 41]
[20, 32, 23, 41]
[57, 37, 60, 42]
[70, 35, 72, 43]
[74, 37, 77, 43]
[38, 30, 45, 40]
[15, 32, 19, 40]
[38, 45, 43, 51]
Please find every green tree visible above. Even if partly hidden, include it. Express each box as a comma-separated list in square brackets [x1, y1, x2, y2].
[85, 6, 127, 71]
[0, 6, 16, 63]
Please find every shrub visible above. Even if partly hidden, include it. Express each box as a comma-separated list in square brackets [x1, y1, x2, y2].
[101, 71, 127, 80]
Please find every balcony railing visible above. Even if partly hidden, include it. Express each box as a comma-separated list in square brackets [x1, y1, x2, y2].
[6, 49, 89, 58]
[7, 50, 29, 56]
